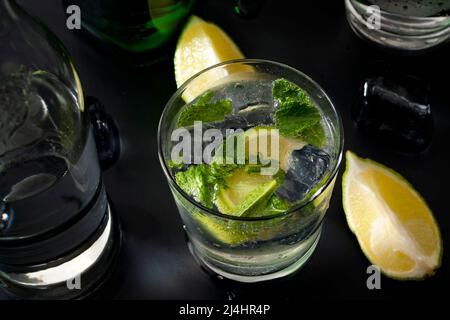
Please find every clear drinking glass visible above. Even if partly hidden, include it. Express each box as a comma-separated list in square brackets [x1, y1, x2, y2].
[345, 0, 450, 52]
[158, 59, 343, 282]
[0, 0, 119, 299]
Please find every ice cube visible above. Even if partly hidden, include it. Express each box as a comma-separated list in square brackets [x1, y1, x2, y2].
[353, 75, 433, 154]
[236, 104, 275, 126]
[184, 104, 274, 134]
[215, 80, 274, 112]
[182, 105, 275, 164]
[0, 72, 46, 156]
[211, 104, 275, 130]
[3, 173, 56, 202]
[276, 145, 330, 203]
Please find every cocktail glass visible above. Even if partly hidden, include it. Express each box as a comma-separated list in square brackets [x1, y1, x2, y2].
[158, 59, 343, 282]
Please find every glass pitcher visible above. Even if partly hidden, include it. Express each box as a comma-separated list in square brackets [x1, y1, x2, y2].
[0, 0, 120, 299]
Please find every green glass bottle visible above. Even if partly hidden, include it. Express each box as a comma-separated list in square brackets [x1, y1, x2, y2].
[63, 0, 195, 65]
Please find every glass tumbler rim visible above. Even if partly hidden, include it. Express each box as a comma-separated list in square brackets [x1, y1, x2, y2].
[346, 0, 450, 36]
[348, 0, 450, 22]
[158, 58, 344, 222]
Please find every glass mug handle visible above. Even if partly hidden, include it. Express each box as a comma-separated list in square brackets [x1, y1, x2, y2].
[86, 96, 121, 170]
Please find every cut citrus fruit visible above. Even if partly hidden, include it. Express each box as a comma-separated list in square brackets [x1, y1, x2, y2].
[174, 15, 248, 102]
[342, 151, 442, 279]
[244, 127, 306, 172]
[216, 168, 273, 215]
[194, 213, 250, 245]
[202, 178, 277, 244]
[213, 127, 305, 172]
[232, 180, 277, 217]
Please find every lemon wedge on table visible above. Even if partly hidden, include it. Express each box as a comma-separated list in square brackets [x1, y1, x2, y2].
[342, 151, 442, 279]
[174, 15, 249, 102]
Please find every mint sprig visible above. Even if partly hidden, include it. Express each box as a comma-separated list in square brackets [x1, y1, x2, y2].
[175, 164, 215, 208]
[175, 162, 240, 209]
[177, 91, 232, 127]
[273, 79, 326, 146]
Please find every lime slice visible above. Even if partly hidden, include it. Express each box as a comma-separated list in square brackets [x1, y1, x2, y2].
[174, 15, 249, 102]
[198, 179, 277, 245]
[194, 212, 256, 245]
[213, 127, 304, 214]
[244, 127, 305, 172]
[232, 180, 277, 217]
[213, 127, 305, 172]
[216, 168, 272, 215]
[342, 151, 442, 279]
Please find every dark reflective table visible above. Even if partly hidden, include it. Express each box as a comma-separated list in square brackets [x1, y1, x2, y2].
[2, 0, 448, 300]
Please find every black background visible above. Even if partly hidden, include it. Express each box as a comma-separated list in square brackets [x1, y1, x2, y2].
[2, 0, 449, 300]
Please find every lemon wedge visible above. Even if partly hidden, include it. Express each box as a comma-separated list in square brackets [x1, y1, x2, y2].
[342, 151, 442, 279]
[174, 15, 248, 102]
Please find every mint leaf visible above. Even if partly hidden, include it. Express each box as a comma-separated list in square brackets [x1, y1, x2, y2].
[175, 163, 240, 208]
[275, 100, 320, 136]
[210, 162, 240, 188]
[301, 122, 326, 147]
[232, 180, 278, 217]
[175, 164, 214, 208]
[177, 91, 233, 127]
[168, 160, 184, 170]
[273, 78, 310, 104]
[273, 79, 325, 146]
[261, 194, 291, 215]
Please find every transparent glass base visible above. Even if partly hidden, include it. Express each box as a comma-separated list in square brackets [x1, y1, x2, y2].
[0, 207, 121, 300]
[187, 227, 322, 283]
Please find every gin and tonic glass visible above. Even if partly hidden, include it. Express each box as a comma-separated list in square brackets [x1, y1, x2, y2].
[159, 59, 343, 282]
